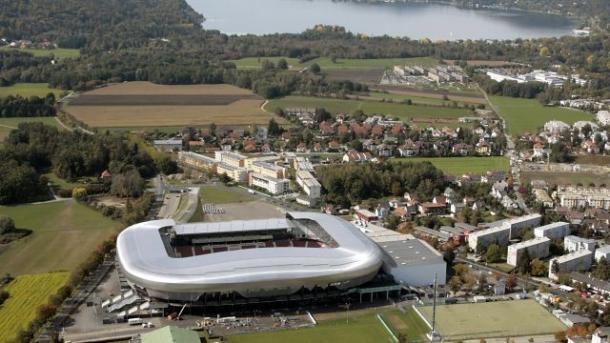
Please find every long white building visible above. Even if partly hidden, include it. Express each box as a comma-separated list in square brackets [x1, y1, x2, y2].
[249, 173, 290, 195]
[549, 250, 593, 280]
[507, 237, 551, 266]
[564, 235, 596, 253]
[296, 170, 321, 200]
[534, 222, 570, 240]
[468, 226, 510, 252]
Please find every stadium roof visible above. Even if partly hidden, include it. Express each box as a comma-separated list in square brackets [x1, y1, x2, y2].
[174, 218, 290, 236]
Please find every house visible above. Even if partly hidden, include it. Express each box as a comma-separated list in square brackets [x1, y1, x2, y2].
[475, 141, 492, 156]
[419, 202, 446, 216]
[100, 170, 112, 181]
[342, 150, 373, 163]
[452, 143, 473, 156]
[490, 180, 509, 199]
[355, 208, 378, 223]
[398, 140, 422, 157]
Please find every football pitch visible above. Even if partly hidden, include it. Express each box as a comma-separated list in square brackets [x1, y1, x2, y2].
[417, 300, 566, 340]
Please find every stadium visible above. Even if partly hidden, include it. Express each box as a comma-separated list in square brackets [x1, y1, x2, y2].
[116, 212, 385, 303]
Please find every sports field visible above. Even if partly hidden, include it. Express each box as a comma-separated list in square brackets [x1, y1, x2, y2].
[65, 82, 287, 128]
[200, 184, 259, 204]
[265, 96, 470, 122]
[0, 46, 80, 59]
[0, 117, 60, 140]
[417, 300, 566, 340]
[0, 272, 69, 343]
[227, 312, 397, 343]
[0, 83, 62, 97]
[490, 96, 593, 135]
[0, 201, 121, 275]
[391, 156, 510, 176]
[229, 56, 438, 70]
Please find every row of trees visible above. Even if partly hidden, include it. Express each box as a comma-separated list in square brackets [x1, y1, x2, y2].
[0, 94, 56, 117]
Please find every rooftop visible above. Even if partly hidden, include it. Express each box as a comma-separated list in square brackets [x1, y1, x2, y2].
[378, 239, 444, 268]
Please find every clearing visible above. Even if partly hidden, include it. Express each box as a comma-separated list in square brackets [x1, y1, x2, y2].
[0, 201, 121, 276]
[0, 46, 80, 59]
[265, 96, 471, 123]
[0, 83, 62, 97]
[200, 184, 259, 204]
[65, 82, 287, 129]
[0, 272, 70, 342]
[489, 96, 593, 136]
[417, 300, 566, 340]
[391, 156, 510, 176]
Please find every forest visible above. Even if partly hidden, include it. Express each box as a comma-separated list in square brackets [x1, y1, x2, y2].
[0, 123, 158, 204]
[0, 94, 56, 117]
[315, 161, 447, 207]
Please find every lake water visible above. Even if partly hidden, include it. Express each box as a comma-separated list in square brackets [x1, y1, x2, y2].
[187, 0, 575, 40]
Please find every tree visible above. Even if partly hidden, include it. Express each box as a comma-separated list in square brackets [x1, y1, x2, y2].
[72, 187, 88, 201]
[386, 215, 401, 231]
[506, 273, 518, 291]
[517, 248, 531, 274]
[530, 258, 547, 277]
[0, 216, 15, 234]
[486, 243, 501, 263]
[309, 63, 321, 74]
[449, 275, 462, 294]
[277, 58, 288, 70]
[593, 257, 610, 280]
[110, 169, 145, 198]
[155, 156, 178, 175]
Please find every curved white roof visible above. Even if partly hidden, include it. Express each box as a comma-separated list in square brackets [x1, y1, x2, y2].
[117, 212, 383, 299]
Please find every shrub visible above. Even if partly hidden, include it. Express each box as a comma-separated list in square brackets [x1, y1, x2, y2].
[0, 216, 15, 234]
[72, 187, 88, 200]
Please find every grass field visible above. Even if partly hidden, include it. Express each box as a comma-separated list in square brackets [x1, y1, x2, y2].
[265, 96, 470, 122]
[490, 96, 593, 135]
[0, 201, 121, 276]
[199, 184, 258, 204]
[391, 156, 510, 176]
[66, 82, 286, 128]
[0, 83, 62, 97]
[0, 272, 69, 342]
[227, 312, 396, 343]
[0, 117, 60, 140]
[229, 56, 438, 70]
[0, 46, 80, 59]
[417, 300, 566, 340]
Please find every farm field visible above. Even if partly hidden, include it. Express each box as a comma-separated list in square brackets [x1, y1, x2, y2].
[391, 156, 510, 176]
[228, 56, 438, 70]
[0, 46, 80, 59]
[65, 82, 286, 129]
[0, 201, 121, 276]
[0, 117, 60, 140]
[417, 300, 566, 340]
[265, 96, 471, 122]
[65, 82, 287, 129]
[0, 272, 69, 342]
[490, 96, 593, 135]
[0, 83, 62, 97]
[227, 312, 396, 343]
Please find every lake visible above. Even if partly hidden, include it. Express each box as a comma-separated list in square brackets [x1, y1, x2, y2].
[187, 0, 575, 40]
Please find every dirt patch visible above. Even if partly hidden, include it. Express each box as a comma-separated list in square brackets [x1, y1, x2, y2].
[71, 94, 261, 106]
[84, 82, 256, 96]
[325, 68, 384, 84]
[374, 84, 485, 100]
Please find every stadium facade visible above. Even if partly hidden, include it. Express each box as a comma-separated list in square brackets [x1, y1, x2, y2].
[117, 212, 384, 302]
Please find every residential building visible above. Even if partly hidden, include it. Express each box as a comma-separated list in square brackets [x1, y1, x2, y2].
[250, 161, 285, 179]
[355, 208, 378, 223]
[507, 237, 551, 266]
[153, 139, 182, 152]
[564, 235, 597, 253]
[597, 111, 610, 126]
[249, 173, 289, 195]
[178, 151, 217, 172]
[418, 202, 446, 216]
[214, 151, 247, 168]
[548, 250, 593, 280]
[501, 214, 543, 239]
[533, 189, 554, 208]
[534, 222, 570, 240]
[593, 327, 610, 343]
[468, 226, 511, 252]
[296, 170, 321, 200]
[556, 186, 610, 210]
[595, 245, 610, 262]
[216, 163, 248, 182]
[342, 150, 373, 163]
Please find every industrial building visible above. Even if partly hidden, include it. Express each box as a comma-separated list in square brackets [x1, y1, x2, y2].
[534, 222, 570, 240]
[468, 226, 510, 252]
[377, 239, 446, 287]
[548, 250, 593, 280]
[507, 237, 551, 267]
[248, 173, 290, 195]
[564, 235, 596, 253]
